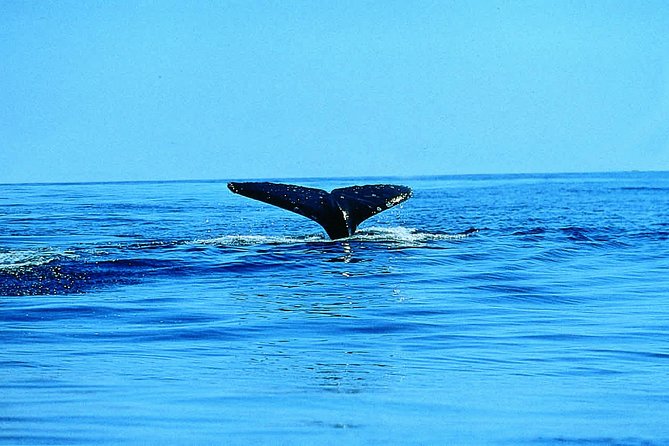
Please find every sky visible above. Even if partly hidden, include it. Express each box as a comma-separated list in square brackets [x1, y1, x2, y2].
[2, 1, 669, 184]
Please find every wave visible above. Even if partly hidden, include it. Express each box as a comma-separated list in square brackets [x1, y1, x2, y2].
[0, 227, 478, 296]
[2, 227, 475, 270]
[0, 248, 77, 271]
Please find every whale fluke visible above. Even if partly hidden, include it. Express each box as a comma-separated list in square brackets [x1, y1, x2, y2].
[227, 182, 412, 239]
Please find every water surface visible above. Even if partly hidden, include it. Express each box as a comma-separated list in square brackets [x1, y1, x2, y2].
[2, 172, 669, 445]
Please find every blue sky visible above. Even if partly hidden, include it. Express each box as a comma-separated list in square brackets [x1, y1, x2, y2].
[2, 1, 668, 183]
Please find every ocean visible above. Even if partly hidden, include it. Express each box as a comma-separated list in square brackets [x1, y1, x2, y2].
[1, 172, 668, 445]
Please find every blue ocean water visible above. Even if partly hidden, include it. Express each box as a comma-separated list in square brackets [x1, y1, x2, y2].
[1, 172, 668, 445]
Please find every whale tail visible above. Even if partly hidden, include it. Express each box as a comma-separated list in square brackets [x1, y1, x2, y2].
[227, 182, 412, 240]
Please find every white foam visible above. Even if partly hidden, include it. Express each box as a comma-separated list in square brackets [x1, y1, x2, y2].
[195, 234, 327, 246]
[0, 249, 77, 271]
[353, 226, 473, 243]
[195, 227, 474, 247]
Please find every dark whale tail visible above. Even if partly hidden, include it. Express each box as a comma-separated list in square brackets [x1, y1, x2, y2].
[227, 182, 412, 240]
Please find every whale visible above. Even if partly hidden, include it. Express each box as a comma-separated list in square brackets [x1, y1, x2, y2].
[227, 182, 412, 240]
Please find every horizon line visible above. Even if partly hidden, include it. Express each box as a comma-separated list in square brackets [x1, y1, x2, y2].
[0, 169, 665, 187]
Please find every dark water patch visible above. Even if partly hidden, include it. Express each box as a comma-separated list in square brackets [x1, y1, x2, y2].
[529, 246, 579, 262]
[530, 437, 666, 446]
[0, 434, 100, 445]
[0, 259, 145, 296]
[0, 360, 38, 368]
[629, 231, 669, 242]
[620, 186, 669, 192]
[212, 256, 308, 275]
[449, 251, 493, 261]
[1, 244, 299, 295]
[0, 262, 102, 296]
[346, 321, 416, 335]
[513, 227, 547, 238]
[128, 326, 248, 342]
[460, 270, 519, 285]
[0, 304, 121, 322]
[560, 226, 594, 242]
[91, 257, 189, 278]
[1, 325, 251, 344]
[517, 333, 599, 342]
[511, 226, 633, 251]
[590, 349, 669, 361]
